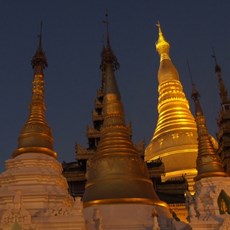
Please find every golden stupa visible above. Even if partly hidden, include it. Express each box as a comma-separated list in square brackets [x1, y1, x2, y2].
[145, 24, 198, 190]
[83, 28, 165, 208]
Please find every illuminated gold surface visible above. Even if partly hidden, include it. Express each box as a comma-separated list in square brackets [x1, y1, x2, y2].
[155, 22, 170, 61]
[145, 24, 198, 185]
[13, 147, 57, 158]
[13, 35, 56, 158]
[83, 198, 168, 208]
[169, 203, 188, 224]
[191, 86, 227, 181]
[83, 38, 162, 207]
[162, 169, 197, 182]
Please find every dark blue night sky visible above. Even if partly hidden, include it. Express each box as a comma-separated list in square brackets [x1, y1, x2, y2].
[0, 1, 230, 171]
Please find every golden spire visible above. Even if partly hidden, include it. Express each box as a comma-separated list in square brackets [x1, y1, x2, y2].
[145, 24, 198, 192]
[155, 22, 170, 60]
[13, 24, 56, 158]
[100, 11, 119, 72]
[155, 22, 179, 84]
[191, 85, 227, 181]
[83, 16, 165, 208]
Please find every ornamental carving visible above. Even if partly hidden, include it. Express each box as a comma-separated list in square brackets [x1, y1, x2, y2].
[42, 207, 70, 217]
[0, 191, 35, 230]
[23, 123, 51, 135]
[218, 190, 230, 214]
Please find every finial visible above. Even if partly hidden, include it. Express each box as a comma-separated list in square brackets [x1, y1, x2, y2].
[38, 21, 43, 50]
[191, 84, 203, 116]
[155, 22, 170, 59]
[100, 12, 119, 72]
[31, 22, 48, 74]
[212, 48, 221, 73]
[187, 60, 203, 116]
[102, 9, 110, 47]
[156, 21, 162, 34]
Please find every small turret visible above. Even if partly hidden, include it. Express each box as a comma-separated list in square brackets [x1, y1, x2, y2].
[213, 51, 230, 174]
[191, 85, 227, 181]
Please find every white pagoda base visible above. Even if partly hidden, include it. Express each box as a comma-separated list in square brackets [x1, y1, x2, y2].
[187, 177, 230, 230]
[0, 153, 86, 230]
[84, 203, 190, 230]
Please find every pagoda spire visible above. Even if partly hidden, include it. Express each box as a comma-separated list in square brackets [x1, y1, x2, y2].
[213, 51, 230, 174]
[83, 18, 163, 208]
[212, 50, 229, 104]
[191, 85, 227, 181]
[13, 25, 56, 158]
